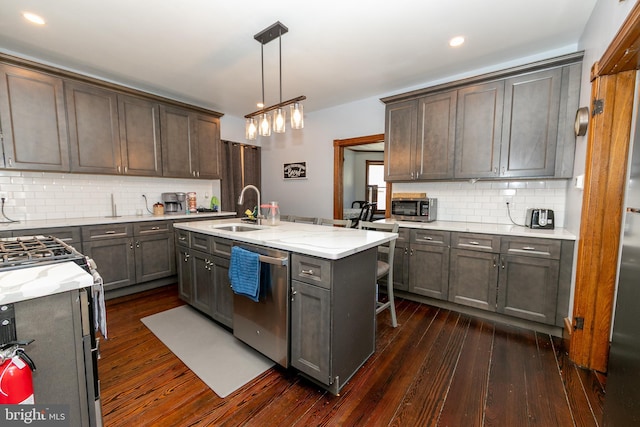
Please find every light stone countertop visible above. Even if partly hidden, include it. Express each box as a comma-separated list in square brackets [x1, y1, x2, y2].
[0, 262, 94, 305]
[376, 219, 577, 240]
[174, 218, 398, 260]
[0, 211, 236, 233]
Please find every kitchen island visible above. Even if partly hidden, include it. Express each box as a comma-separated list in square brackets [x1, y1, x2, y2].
[173, 218, 397, 395]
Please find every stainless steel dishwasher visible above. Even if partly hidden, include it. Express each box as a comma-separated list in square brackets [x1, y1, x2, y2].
[232, 243, 290, 367]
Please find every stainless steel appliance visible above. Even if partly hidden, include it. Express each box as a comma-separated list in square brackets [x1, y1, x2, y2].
[232, 243, 290, 367]
[390, 197, 437, 222]
[161, 192, 187, 214]
[603, 106, 640, 425]
[0, 236, 102, 426]
[525, 208, 555, 229]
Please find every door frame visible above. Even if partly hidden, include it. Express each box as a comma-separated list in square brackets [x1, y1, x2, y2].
[570, 2, 640, 372]
[333, 134, 389, 220]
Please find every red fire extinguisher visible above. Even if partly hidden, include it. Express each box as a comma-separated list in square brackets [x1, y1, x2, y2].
[0, 340, 36, 404]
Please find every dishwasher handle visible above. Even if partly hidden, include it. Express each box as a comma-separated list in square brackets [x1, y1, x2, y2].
[258, 254, 288, 266]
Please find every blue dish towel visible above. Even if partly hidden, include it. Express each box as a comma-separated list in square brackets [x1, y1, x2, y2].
[229, 246, 261, 302]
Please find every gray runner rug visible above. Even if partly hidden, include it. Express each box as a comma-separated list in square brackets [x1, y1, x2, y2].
[141, 305, 274, 398]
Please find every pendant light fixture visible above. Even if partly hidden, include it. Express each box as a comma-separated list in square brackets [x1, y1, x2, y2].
[245, 21, 306, 140]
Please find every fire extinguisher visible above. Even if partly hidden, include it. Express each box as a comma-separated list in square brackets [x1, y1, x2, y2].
[0, 340, 36, 404]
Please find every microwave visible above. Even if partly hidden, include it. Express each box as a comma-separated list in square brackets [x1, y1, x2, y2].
[391, 198, 437, 222]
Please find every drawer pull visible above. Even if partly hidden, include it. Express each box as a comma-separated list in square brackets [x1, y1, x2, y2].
[468, 241, 480, 245]
[422, 236, 433, 241]
[522, 246, 536, 251]
[105, 230, 116, 234]
[301, 269, 315, 275]
[151, 226, 160, 230]
[179, 236, 187, 241]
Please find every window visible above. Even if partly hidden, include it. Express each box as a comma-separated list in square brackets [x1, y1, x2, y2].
[366, 161, 386, 212]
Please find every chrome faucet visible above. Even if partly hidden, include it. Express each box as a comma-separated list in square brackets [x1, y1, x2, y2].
[238, 185, 262, 224]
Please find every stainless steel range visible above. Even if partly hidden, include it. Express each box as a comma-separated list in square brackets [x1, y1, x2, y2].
[0, 235, 103, 426]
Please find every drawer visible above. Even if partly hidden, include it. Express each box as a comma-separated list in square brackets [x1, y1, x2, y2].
[175, 229, 190, 247]
[292, 254, 331, 289]
[82, 223, 132, 241]
[190, 232, 211, 252]
[134, 221, 171, 235]
[500, 236, 561, 259]
[411, 229, 450, 246]
[451, 232, 500, 252]
[212, 237, 232, 257]
[16, 227, 82, 245]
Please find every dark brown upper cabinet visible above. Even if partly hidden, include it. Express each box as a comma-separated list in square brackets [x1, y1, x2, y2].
[0, 64, 70, 171]
[66, 81, 122, 174]
[118, 94, 163, 176]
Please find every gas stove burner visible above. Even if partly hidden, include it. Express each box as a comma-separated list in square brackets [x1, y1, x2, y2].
[0, 235, 88, 271]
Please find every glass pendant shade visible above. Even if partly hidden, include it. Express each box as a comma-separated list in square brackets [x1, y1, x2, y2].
[290, 102, 304, 129]
[273, 108, 286, 133]
[258, 113, 271, 136]
[245, 117, 257, 140]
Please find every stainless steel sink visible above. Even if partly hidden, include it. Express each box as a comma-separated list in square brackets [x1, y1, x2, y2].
[213, 224, 265, 232]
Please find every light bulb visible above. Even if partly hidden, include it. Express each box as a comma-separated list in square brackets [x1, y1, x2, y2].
[290, 103, 304, 129]
[245, 117, 257, 140]
[273, 108, 286, 133]
[259, 113, 271, 136]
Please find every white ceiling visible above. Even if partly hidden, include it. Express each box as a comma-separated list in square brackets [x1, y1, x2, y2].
[0, 1, 596, 118]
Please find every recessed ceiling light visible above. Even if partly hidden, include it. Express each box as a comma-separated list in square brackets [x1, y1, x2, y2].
[23, 12, 45, 25]
[449, 36, 465, 47]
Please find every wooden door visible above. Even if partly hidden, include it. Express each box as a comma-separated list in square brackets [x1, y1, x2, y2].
[0, 64, 70, 171]
[415, 91, 456, 180]
[409, 243, 450, 300]
[66, 81, 121, 174]
[176, 245, 192, 304]
[190, 249, 214, 315]
[83, 237, 135, 290]
[210, 255, 233, 328]
[134, 233, 176, 283]
[454, 81, 504, 178]
[118, 94, 162, 176]
[500, 68, 561, 178]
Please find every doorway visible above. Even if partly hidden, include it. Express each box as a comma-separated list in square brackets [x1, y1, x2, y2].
[333, 134, 391, 220]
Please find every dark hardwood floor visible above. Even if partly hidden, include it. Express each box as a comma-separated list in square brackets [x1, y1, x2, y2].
[98, 285, 605, 426]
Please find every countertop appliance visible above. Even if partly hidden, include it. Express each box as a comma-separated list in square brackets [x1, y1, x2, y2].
[161, 192, 187, 214]
[232, 243, 290, 368]
[390, 197, 437, 222]
[603, 102, 640, 425]
[525, 208, 555, 229]
[0, 236, 102, 426]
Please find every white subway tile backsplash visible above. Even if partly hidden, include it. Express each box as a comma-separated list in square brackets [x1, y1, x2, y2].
[393, 179, 569, 227]
[0, 172, 221, 221]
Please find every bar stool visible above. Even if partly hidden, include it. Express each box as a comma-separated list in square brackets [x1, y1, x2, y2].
[358, 221, 399, 327]
[317, 218, 352, 228]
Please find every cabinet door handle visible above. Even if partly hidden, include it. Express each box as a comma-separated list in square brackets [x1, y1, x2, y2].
[410, 249, 414, 256]
[501, 258, 505, 269]
[124, 166, 128, 173]
[197, 171, 200, 178]
[301, 269, 314, 275]
[468, 241, 480, 245]
[522, 246, 536, 251]
[129, 242, 134, 249]
[493, 256, 497, 268]
[179, 236, 187, 241]
[183, 253, 190, 262]
[136, 241, 140, 248]
[291, 288, 297, 301]
[493, 167, 498, 174]
[117, 165, 121, 173]
[7, 157, 13, 167]
[404, 248, 408, 255]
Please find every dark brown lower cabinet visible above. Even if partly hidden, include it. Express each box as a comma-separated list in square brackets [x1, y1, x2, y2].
[448, 248, 498, 311]
[82, 237, 136, 290]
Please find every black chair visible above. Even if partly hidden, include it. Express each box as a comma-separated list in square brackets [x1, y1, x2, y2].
[351, 200, 367, 209]
[352, 203, 374, 228]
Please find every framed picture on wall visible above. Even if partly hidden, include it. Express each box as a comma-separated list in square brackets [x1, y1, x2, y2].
[283, 162, 307, 180]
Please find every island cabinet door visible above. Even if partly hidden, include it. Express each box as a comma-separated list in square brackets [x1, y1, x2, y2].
[176, 246, 193, 304]
[209, 254, 233, 328]
[190, 249, 214, 315]
[290, 279, 331, 385]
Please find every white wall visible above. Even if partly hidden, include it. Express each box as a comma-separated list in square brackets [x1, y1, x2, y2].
[565, 0, 637, 235]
